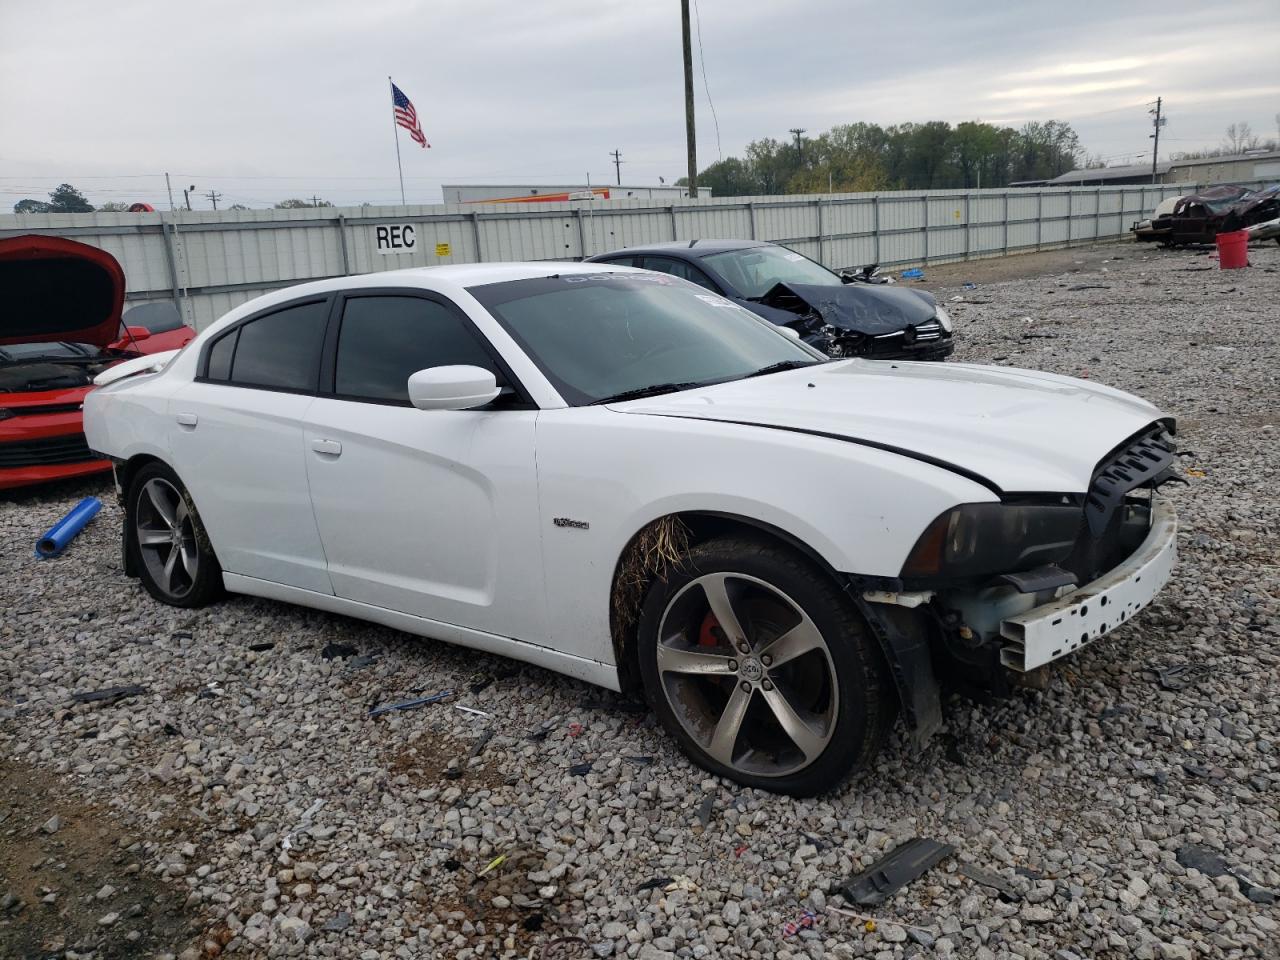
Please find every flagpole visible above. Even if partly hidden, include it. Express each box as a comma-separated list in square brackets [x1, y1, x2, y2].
[389, 76, 405, 206]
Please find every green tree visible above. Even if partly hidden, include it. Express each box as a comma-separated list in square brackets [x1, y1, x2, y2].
[13, 198, 51, 214]
[97, 201, 131, 212]
[275, 197, 332, 208]
[228, 203, 250, 210]
[47, 183, 94, 212]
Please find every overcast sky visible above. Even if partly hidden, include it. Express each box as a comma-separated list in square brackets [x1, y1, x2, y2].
[3, 0, 1278, 210]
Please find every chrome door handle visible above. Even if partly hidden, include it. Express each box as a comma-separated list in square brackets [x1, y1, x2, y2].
[176, 412, 198, 428]
[311, 438, 342, 457]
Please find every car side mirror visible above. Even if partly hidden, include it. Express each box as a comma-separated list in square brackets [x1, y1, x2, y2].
[778, 326, 802, 340]
[407, 365, 501, 411]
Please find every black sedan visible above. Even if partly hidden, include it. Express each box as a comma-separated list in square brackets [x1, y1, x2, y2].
[587, 240, 953, 360]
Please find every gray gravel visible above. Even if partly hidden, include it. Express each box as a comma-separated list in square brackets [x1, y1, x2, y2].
[3, 240, 1279, 960]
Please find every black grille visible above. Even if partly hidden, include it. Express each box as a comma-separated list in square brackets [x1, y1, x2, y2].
[1084, 425, 1177, 536]
[0, 433, 98, 468]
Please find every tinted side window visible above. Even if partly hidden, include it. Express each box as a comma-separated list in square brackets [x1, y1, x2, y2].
[334, 296, 498, 403]
[641, 256, 718, 291]
[228, 301, 328, 392]
[598, 255, 637, 268]
[205, 328, 238, 381]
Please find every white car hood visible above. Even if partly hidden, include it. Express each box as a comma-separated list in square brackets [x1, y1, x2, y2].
[611, 360, 1168, 493]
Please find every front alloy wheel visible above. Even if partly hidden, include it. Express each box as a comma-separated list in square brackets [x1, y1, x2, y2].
[637, 537, 895, 796]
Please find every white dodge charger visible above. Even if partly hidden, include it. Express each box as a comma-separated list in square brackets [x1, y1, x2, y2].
[85, 262, 1179, 796]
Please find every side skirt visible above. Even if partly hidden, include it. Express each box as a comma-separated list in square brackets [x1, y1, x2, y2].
[221, 573, 622, 691]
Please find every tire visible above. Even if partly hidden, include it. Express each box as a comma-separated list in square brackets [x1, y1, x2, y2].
[126, 461, 223, 608]
[636, 536, 896, 796]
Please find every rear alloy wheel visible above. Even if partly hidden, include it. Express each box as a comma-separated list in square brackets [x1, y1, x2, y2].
[637, 537, 895, 796]
[128, 463, 222, 607]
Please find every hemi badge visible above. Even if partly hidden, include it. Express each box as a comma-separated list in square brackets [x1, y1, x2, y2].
[553, 517, 589, 530]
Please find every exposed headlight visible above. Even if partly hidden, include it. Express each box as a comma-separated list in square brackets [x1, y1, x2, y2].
[934, 305, 953, 333]
[900, 502, 1080, 580]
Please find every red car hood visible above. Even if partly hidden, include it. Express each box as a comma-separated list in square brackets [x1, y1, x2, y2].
[0, 234, 126, 348]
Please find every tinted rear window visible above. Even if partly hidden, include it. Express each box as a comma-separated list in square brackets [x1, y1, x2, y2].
[228, 300, 328, 392]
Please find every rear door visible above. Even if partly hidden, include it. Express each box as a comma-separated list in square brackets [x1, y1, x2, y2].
[167, 297, 333, 594]
[301, 291, 546, 641]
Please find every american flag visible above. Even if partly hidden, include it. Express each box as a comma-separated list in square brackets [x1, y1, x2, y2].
[391, 82, 429, 149]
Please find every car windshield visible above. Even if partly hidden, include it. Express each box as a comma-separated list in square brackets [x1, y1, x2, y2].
[468, 273, 825, 406]
[702, 245, 842, 298]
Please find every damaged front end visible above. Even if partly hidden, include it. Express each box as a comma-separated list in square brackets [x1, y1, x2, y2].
[853, 422, 1181, 743]
[750, 281, 954, 361]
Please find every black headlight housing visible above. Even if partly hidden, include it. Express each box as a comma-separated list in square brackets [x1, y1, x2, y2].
[900, 502, 1081, 582]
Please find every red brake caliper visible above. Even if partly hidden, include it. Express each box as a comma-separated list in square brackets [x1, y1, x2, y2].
[698, 611, 721, 647]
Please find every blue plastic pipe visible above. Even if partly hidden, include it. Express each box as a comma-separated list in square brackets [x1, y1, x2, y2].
[34, 497, 102, 559]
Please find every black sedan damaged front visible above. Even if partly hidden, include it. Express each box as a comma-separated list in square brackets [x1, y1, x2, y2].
[747, 281, 955, 360]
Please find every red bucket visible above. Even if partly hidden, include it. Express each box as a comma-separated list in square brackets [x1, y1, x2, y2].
[1216, 229, 1248, 269]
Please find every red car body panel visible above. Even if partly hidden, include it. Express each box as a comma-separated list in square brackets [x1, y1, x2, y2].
[0, 235, 194, 491]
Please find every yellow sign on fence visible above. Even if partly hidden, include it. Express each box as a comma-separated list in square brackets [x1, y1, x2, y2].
[435, 242, 451, 257]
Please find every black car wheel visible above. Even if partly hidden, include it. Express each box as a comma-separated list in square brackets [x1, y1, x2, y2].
[637, 537, 896, 796]
[128, 462, 223, 607]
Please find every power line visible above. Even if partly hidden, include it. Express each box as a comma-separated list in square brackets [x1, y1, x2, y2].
[690, 0, 722, 164]
[1148, 97, 1165, 183]
[204, 189, 222, 210]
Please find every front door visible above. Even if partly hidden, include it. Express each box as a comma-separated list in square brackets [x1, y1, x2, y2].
[302, 292, 546, 642]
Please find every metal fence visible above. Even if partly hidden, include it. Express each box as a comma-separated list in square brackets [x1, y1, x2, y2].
[0, 183, 1188, 330]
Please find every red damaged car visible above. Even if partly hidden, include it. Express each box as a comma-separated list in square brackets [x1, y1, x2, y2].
[0, 235, 194, 490]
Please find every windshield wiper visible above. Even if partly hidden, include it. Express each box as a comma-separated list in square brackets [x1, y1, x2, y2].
[591, 381, 703, 405]
[742, 359, 823, 379]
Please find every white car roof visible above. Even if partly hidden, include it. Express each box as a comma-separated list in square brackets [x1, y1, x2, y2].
[207, 261, 642, 331]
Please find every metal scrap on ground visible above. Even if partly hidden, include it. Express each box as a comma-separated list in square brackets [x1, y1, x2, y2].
[832, 838, 955, 906]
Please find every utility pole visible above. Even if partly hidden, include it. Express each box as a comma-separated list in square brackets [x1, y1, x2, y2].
[204, 189, 222, 210]
[789, 128, 806, 166]
[164, 173, 176, 212]
[1148, 97, 1165, 184]
[182, 184, 195, 211]
[681, 0, 697, 198]
[310, 195, 324, 208]
[610, 149, 624, 186]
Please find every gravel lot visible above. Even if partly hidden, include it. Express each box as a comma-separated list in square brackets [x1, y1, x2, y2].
[3, 240, 1278, 960]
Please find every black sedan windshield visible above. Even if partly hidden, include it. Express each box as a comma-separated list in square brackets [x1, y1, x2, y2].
[702, 245, 841, 298]
[469, 273, 825, 405]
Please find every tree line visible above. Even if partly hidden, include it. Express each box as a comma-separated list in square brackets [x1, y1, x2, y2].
[681, 120, 1083, 195]
[11, 184, 332, 214]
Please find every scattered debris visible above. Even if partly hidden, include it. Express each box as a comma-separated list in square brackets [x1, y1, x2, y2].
[959, 863, 1022, 902]
[468, 674, 494, 694]
[568, 762, 593, 776]
[635, 876, 672, 893]
[900, 268, 924, 280]
[567, 722, 585, 738]
[1155, 663, 1211, 691]
[527, 720, 554, 742]
[696, 794, 716, 827]
[70, 685, 147, 705]
[733, 844, 749, 858]
[455, 704, 492, 719]
[320, 642, 358, 660]
[623, 755, 653, 766]
[827, 905, 936, 936]
[347, 654, 377, 669]
[831, 838, 955, 907]
[248, 642, 274, 652]
[280, 799, 325, 851]
[781, 909, 821, 938]
[476, 853, 508, 878]
[962, 282, 977, 289]
[368, 690, 452, 717]
[1176, 844, 1278, 904]
[34, 496, 102, 559]
[1067, 284, 1110, 291]
[468, 728, 495, 760]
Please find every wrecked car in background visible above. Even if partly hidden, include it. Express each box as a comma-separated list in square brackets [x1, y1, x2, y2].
[588, 240, 953, 360]
[1133, 184, 1280, 245]
[0, 235, 194, 490]
[85, 262, 1179, 796]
